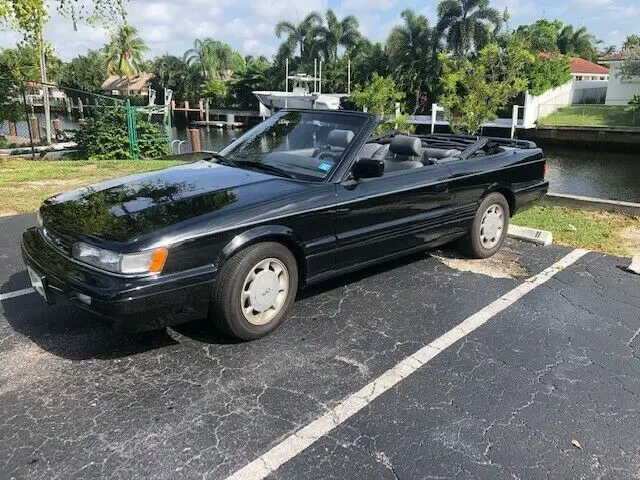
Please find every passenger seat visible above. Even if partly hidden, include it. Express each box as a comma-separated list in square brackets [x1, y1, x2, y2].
[315, 129, 354, 161]
[383, 136, 423, 172]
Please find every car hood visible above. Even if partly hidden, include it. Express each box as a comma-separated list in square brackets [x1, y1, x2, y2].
[40, 160, 305, 244]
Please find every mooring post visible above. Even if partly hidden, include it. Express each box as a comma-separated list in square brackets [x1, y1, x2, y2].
[30, 115, 41, 143]
[52, 118, 63, 141]
[189, 128, 201, 152]
[78, 98, 84, 119]
[184, 101, 189, 122]
[205, 99, 210, 130]
[431, 103, 438, 134]
[511, 105, 519, 139]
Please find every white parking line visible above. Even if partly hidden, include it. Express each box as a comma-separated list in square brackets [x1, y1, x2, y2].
[227, 248, 590, 480]
[0, 287, 34, 301]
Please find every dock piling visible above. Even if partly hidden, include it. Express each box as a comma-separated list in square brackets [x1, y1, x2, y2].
[189, 128, 201, 152]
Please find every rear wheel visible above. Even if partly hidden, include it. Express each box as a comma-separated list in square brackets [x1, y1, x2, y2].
[210, 242, 298, 341]
[459, 192, 510, 259]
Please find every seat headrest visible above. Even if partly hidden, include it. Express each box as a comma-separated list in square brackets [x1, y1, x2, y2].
[390, 135, 422, 156]
[327, 129, 354, 148]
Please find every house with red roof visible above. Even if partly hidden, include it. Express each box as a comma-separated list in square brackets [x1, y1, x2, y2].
[538, 53, 609, 103]
[599, 51, 639, 106]
[568, 57, 609, 81]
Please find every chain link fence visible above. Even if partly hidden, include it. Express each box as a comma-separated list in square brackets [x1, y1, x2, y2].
[0, 80, 174, 159]
[537, 102, 639, 128]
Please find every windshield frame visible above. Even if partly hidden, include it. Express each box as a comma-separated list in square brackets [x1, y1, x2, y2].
[216, 109, 378, 183]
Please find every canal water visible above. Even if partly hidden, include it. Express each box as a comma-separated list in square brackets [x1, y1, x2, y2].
[175, 128, 640, 202]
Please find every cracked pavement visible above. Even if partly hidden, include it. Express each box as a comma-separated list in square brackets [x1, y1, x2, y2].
[1, 213, 639, 479]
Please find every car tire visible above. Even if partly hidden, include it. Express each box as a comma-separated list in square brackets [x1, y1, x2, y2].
[459, 192, 510, 259]
[210, 242, 298, 341]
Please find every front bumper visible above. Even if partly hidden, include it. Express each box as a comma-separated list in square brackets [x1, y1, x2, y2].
[21, 227, 216, 331]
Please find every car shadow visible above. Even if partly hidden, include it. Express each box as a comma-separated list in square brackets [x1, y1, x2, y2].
[1, 250, 438, 359]
[0, 271, 184, 361]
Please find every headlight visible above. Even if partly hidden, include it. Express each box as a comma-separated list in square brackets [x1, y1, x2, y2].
[72, 242, 168, 275]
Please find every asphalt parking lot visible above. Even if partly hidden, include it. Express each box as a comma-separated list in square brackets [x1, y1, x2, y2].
[1, 213, 639, 480]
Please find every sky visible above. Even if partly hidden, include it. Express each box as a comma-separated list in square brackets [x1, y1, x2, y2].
[0, 0, 638, 61]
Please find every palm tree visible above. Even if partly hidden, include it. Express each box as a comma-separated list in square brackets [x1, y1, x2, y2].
[558, 25, 599, 60]
[274, 12, 323, 61]
[104, 24, 148, 78]
[317, 9, 361, 61]
[437, 0, 502, 56]
[386, 9, 439, 113]
[184, 39, 245, 79]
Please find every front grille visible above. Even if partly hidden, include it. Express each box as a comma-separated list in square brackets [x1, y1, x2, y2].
[41, 227, 73, 256]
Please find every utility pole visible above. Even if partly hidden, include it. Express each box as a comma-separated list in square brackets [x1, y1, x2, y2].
[37, 25, 52, 145]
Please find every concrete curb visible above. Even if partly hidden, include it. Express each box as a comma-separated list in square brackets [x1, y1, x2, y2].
[542, 193, 640, 217]
[508, 224, 553, 247]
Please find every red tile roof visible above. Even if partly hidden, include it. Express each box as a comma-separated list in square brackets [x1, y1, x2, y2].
[568, 57, 609, 75]
[538, 52, 609, 75]
[599, 51, 629, 62]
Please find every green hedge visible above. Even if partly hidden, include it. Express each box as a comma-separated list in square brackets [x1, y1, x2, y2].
[76, 109, 172, 160]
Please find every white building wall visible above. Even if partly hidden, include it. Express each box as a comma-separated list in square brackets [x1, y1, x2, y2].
[572, 79, 608, 103]
[605, 62, 640, 105]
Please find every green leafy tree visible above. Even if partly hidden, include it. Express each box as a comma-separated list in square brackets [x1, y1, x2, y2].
[557, 25, 600, 60]
[317, 9, 360, 61]
[526, 53, 572, 95]
[386, 9, 439, 113]
[76, 108, 171, 160]
[623, 35, 640, 50]
[59, 50, 107, 92]
[184, 38, 245, 80]
[437, 0, 502, 56]
[0, 50, 26, 126]
[151, 55, 204, 102]
[104, 24, 148, 79]
[228, 56, 274, 109]
[274, 12, 323, 62]
[515, 19, 563, 53]
[620, 47, 640, 79]
[348, 39, 389, 87]
[201, 78, 228, 107]
[438, 37, 532, 134]
[350, 74, 405, 133]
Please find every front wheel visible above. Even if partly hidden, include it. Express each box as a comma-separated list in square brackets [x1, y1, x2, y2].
[210, 242, 298, 341]
[459, 192, 510, 259]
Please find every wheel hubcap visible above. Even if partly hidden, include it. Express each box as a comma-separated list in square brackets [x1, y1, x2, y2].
[480, 204, 505, 249]
[241, 258, 289, 326]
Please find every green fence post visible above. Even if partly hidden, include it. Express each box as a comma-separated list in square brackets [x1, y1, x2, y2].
[126, 99, 139, 160]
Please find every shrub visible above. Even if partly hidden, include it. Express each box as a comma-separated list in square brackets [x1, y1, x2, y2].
[76, 108, 172, 160]
[526, 54, 572, 96]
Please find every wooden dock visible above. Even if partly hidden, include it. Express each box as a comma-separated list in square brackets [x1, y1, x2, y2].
[190, 120, 245, 129]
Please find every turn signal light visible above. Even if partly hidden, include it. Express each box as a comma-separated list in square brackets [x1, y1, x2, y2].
[148, 248, 169, 273]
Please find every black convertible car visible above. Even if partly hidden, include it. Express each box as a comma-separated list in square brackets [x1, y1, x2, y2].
[22, 109, 548, 340]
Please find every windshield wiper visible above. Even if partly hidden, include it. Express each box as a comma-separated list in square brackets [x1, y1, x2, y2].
[207, 152, 238, 167]
[233, 160, 298, 179]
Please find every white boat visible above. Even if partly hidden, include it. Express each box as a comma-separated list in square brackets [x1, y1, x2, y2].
[253, 74, 346, 111]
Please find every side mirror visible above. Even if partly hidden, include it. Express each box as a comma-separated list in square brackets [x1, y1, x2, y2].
[352, 158, 384, 180]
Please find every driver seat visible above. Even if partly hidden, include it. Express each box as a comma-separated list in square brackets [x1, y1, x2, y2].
[383, 136, 423, 173]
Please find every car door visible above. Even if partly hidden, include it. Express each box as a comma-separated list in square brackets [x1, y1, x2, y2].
[334, 163, 454, 269]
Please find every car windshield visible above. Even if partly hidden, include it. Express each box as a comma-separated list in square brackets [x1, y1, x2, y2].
[217, 110, 368, 181]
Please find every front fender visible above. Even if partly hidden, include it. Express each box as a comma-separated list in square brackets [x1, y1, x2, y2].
[216, 225, 306, 271]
